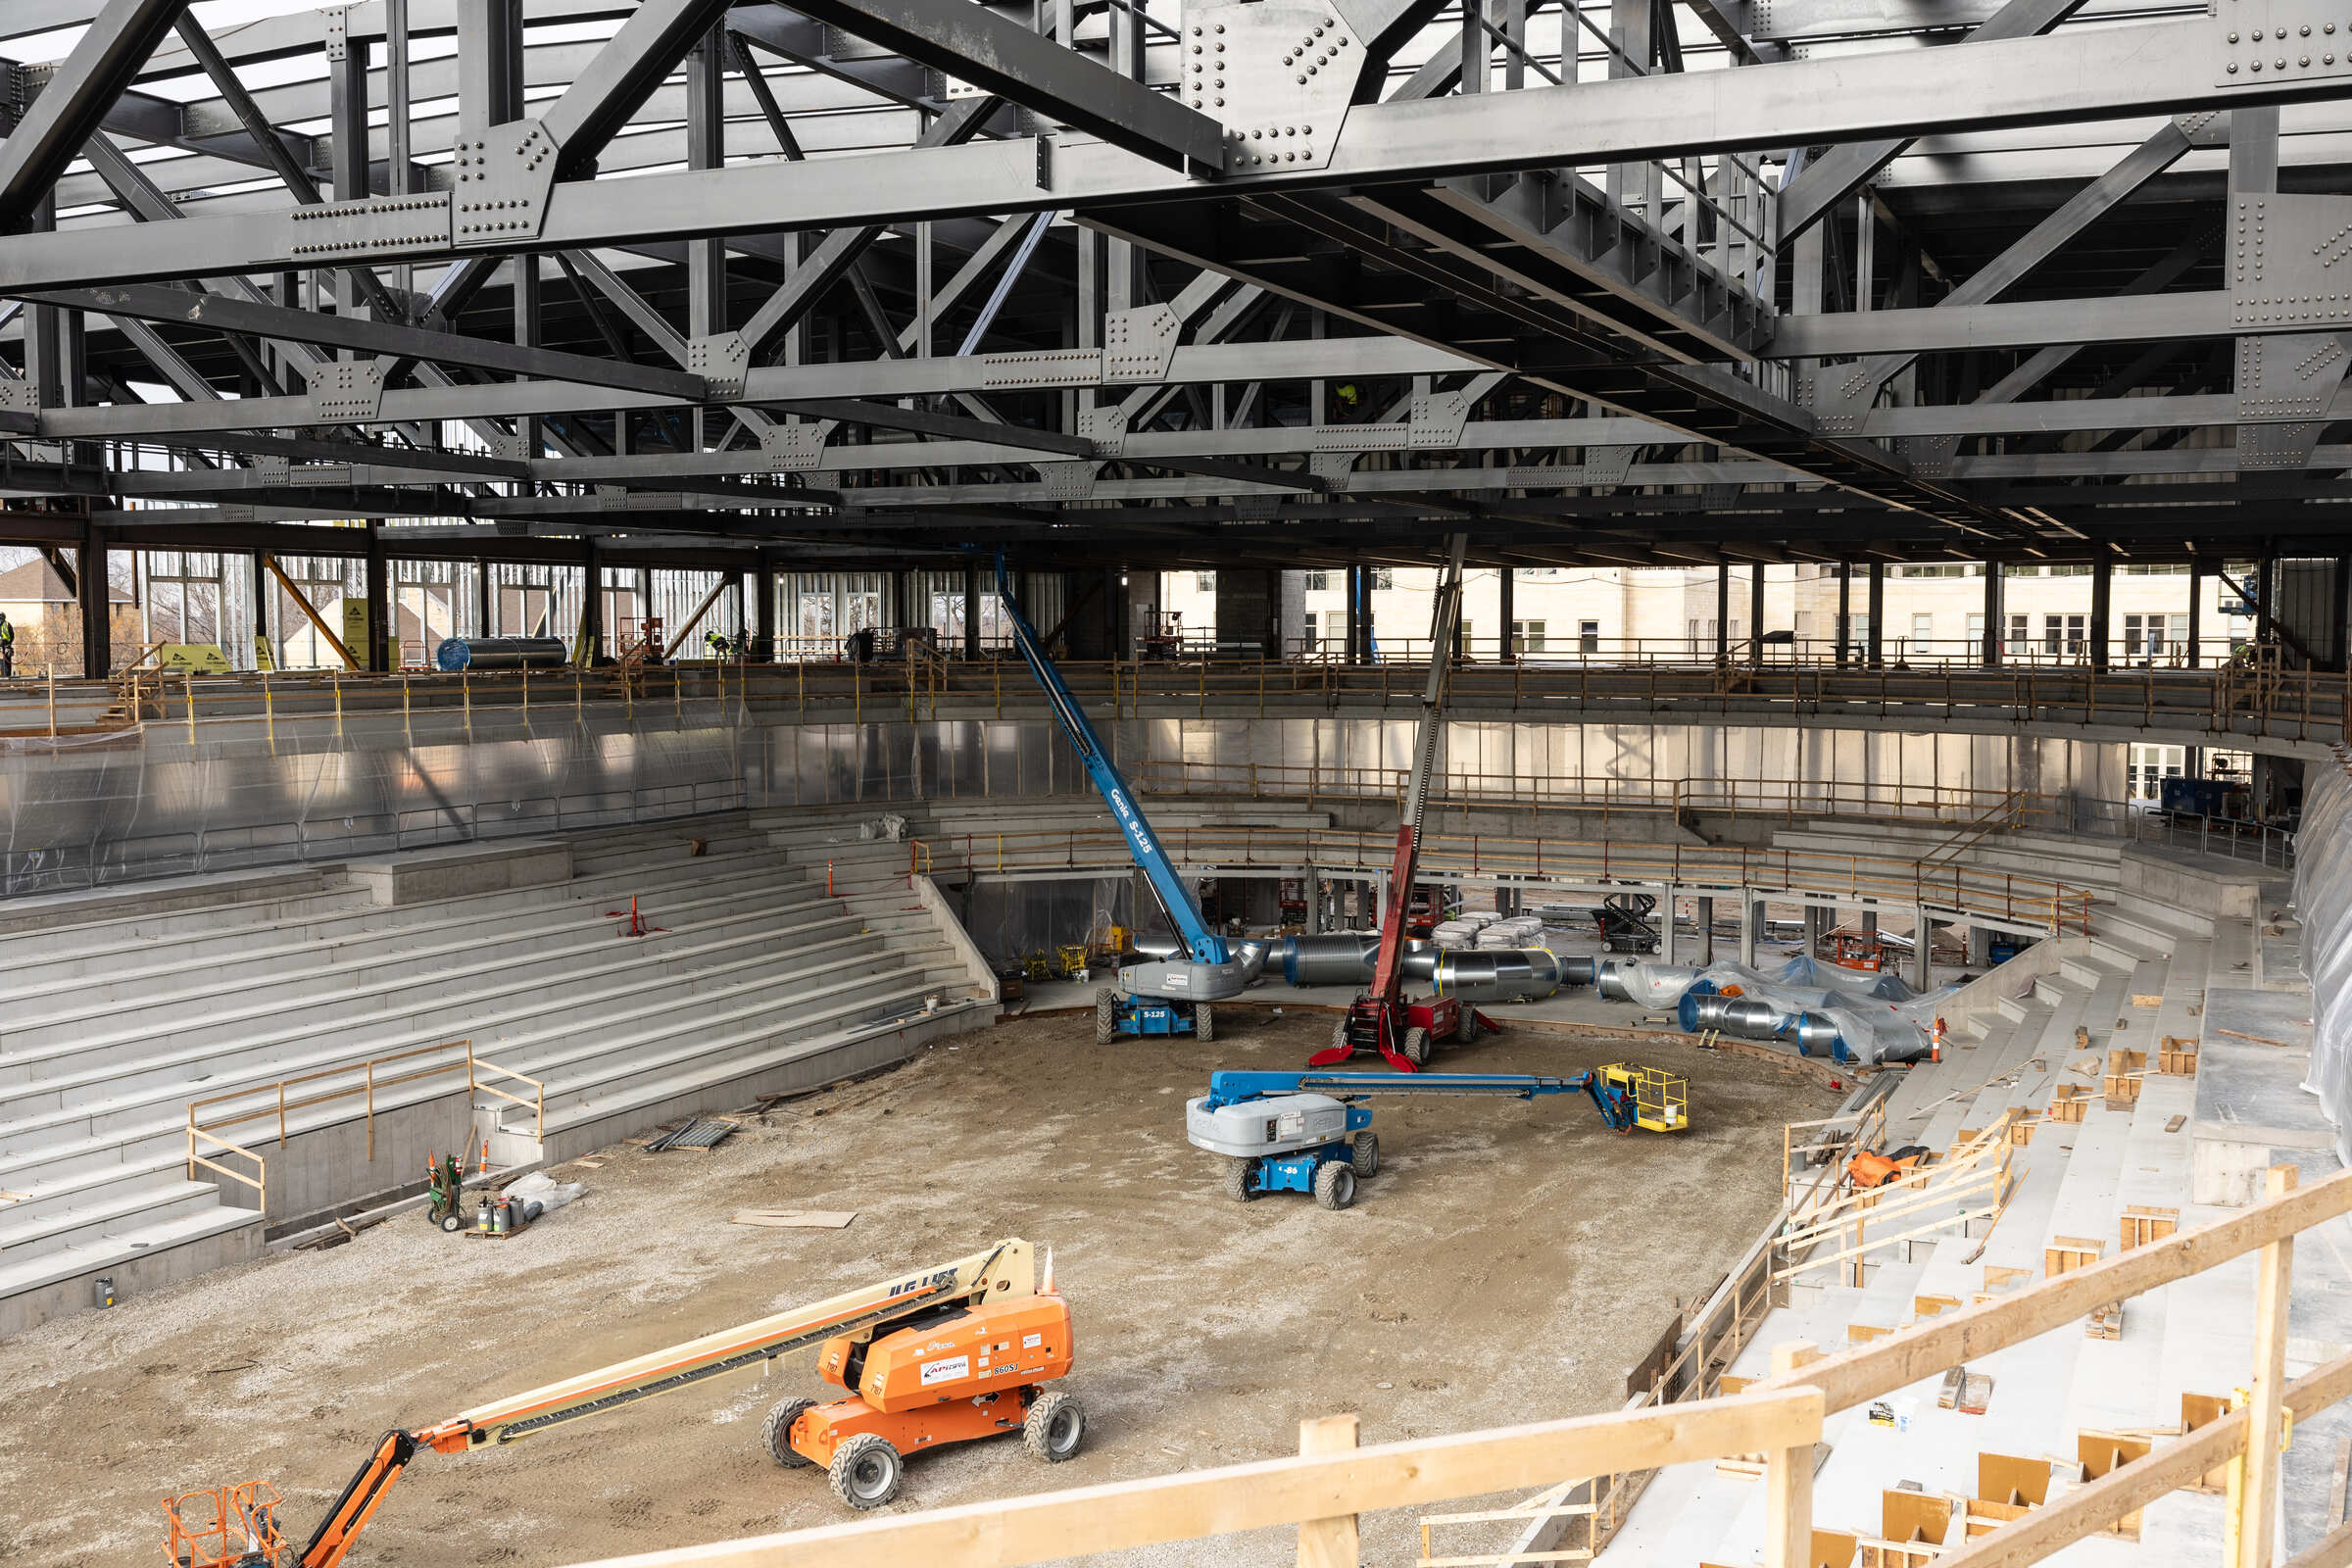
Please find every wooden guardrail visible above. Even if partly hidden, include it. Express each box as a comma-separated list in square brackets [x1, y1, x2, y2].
[906, 823, 2097, 934]
[552, 1164, 2352, 1568]
[184, 1038, 541, 1216]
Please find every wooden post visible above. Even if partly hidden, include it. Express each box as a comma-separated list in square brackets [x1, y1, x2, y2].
[1297, 1413, 1360, 1568]
[2237, 1164, 2299, 1568]
[1763, 1341, 1820, 1568]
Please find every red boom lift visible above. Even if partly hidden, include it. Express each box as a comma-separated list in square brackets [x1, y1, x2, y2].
[1308, 536, 1497, 1072]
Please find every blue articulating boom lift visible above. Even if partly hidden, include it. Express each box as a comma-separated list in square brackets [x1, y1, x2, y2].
[1186, 1067, 1689, 1208]
[996, 556, 1263, 1042]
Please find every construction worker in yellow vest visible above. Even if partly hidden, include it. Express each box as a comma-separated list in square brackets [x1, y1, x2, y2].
[0, 612, 15, 677]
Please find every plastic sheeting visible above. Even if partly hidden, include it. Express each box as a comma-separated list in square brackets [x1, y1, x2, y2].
[2293, 758, 2352, 1163]
[1598, 958, 1950, 1065]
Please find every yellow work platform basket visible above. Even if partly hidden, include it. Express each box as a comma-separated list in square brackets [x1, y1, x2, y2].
[1599, 1062, 1690, 1133]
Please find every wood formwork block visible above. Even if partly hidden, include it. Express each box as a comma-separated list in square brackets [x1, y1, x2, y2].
[2045, 1235, 2104, 1277]
[2047, 1086, 2088, 1124]
[2077, 1430, 2151, 1539]
[2157, 1037, 2200, 1075]
[2121, 1205, 2180, 1251]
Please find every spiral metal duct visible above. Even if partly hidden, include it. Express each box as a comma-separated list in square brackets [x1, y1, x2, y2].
[1277, 935, 1587, 1001]
[435, 636, 569, 672]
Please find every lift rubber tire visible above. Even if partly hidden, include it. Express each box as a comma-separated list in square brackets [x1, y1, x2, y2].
[1225, 1156, 1259, 1201]
[437, 1212, 465, 1233]
[1400, 1026, 1431, 1067]
[1094, 988, 1118, 1045]
[1024, 1391, 1087, 1462]
[1453, 1008, 1481, 1045]
[1314, 1160, 1359, 1210]
[1350, 1132, 1380, 1178]
[760, 1397, 819, 1467]
[828, 1433, 904, 1510]
[1195, 1003, 1215, 1043]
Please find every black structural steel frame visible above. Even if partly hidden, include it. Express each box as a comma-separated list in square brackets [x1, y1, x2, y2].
[1, 0, 2351, 591]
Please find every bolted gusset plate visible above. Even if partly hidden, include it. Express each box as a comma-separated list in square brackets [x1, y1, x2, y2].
[1184, 0, 1361, 173]
[2214, 0, 2348, 88]
[452, 120, 561, 248]
[2230, 194, 2352, 330]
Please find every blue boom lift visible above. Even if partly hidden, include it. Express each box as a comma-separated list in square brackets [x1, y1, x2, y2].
[996, 557, 1261, 1042]
[1186, 1066, 1689, 1208]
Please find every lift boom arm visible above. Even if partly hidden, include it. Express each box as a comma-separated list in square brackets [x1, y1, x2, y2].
[1366, 536, 1468, 1006]
[1201, 1069, 1634, 1130]
[297, 1240, 1035, 1567]
[994, 556, 1227, 967]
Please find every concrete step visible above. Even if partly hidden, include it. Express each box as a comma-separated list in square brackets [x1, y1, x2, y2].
[0, 855, 818, 1020]
[515, 952, 968, 1128]
[0, 1173, 226, 1264]
[0, 893, 865, 1098]
[0, 915, 900, 1158]
[0, 1199, 264, 1338]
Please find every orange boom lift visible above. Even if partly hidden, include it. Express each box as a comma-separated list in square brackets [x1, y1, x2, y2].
[167, 1240, 1079, 1567]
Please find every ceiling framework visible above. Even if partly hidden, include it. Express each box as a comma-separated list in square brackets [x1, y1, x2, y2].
[0, 0, 2350, 570]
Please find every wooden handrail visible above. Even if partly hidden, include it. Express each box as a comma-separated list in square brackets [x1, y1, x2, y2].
[554, 1164, 2349, 1568]
[468, 1046, 545, 1144]
[186, 1040, 474, 1168]
[547, 1387, 1823, 1568]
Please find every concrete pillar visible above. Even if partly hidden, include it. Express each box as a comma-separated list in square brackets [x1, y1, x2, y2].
[753, 563, 776, 662]
[1804, 904, 1827, 958]
[1859, 908, 1878, 938]
[1740, 897, 1761, 967]
[2187, 560, 2204, 668]
[1912, 913, 1933, 991]
[1968, 924, 1992, 967]
[1660, 889, 1677, 965]
[1715, 565, 1731, 665]
[1698, 896, 1716, 965]
[1304, 865, 1321, 934]
[364, 524, 390, 671]
[2090, 550, 2113, 671]
[1749, 564, 1766, 666]
[1213, 569, 1285, 658]
[1867, 564, 1886, 666]
[578, 535, 602, 660]
[1836, 564, 1851, 666]
[1983, 563, 2004, 667]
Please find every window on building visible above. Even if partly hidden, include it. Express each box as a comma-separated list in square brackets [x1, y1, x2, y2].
[140, 550, 224, 649]
[2044, 613, 2085, 656]
[1301, 612, 1316, 649]
[1579, 619, 1600, 654]
[1847, 615, 1869, 652]
[1370, 567, 1395, 590]
[1966, 612, 1984, 650]
[2128, 744, 2186, 800]
[1195, 572, 1215, 592]
[1911, 612, 1934, 646]
[2007, 613, 2029, 656]
[1303, 570, 1329, 592]
[1793, 611, 1812, 639]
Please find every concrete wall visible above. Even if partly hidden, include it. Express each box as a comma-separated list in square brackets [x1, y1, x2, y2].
[194, 1087, 476, 1236]
[346, 838, 572, 906]
[2120, 845, 2262, 920]
[0, 1223, 261, 1339]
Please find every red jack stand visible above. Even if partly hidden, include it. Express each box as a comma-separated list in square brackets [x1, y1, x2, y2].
[603, 896, 666, 938]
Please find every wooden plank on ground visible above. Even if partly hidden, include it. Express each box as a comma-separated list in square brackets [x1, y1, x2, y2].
[730, 1209, 858, 1229]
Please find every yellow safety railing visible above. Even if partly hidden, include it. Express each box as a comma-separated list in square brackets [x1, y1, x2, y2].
[183, 1038, 546, 1214]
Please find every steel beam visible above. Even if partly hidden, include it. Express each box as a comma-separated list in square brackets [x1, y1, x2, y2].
[777, 0, 1224, 173]
[3, 21, 2338, 291]
[1766, 291, 2238, 358]
[22, 283, 710, 400]
[542, 0, 742, 175]
[0, 0, 188, 232]
[1774, 0, 2094, 240]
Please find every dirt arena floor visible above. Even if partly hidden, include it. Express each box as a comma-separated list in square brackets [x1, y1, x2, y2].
[0, 1008, 1839, 1568]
